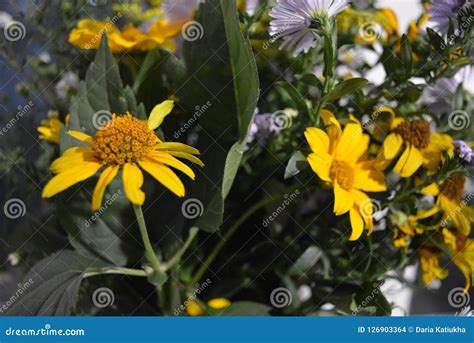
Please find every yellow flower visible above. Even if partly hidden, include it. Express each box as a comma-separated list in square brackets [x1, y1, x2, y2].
[42, 100, 203, 210]
[305, 110, 387, 241]
[407, 13, 429, 42]
[419, 175, 474, 235]
[186, 298, 231, 316]
[419, 247, 448, 285]
[378, 110, 453, 177]
[68, 18, 181, 53]
[442, 229, 473, 291]
[37, 113, 70, 144]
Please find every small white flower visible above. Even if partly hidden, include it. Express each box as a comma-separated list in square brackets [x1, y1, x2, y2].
[55, 71, 80, 101]
[0, 11, 13, 29]
[269, 0, 350, 57]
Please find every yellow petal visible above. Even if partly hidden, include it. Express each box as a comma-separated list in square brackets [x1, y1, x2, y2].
[349, 207, 364, 241]
[147, 151, 195, 179]
[92, 165, 119, 210]
[382, 133, 403, 159]
[155, 142, 200, 155]
[147, 100, 174, 130]
[50, 147, 96, 174]
[42, 162, 102, 198]
[335, 123, 363, 162]
[351, 189, 374, 234]
[393, 145, 423, 177]
[139, 159, 185, 197]
[333, 182, 354, 216]
[421, 182, 440, 196]
[67, 131, 94, 145]
[123, 163, 145, 206]
[352, 163, 387, 192]
[162, 151, 205, 167]
[320, 109, 341, 152]
[307, 152, 332, 182]
[304, 127, 329, 154]
[186, 301, 204, 316]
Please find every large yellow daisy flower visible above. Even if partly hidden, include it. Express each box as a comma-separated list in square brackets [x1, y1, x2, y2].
[305, 110, 387, 241]
[418, 175, 474, 235]
[37, 113, 69, 144]
[42, 100, 203, 210]
[378, 111, 453, 177]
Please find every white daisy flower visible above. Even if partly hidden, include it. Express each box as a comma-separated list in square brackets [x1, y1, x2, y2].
[55, 71, 80, 101]
[269, 0, 350, 57]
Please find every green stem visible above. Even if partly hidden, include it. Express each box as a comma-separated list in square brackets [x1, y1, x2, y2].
[133, 205, 161, 273]
[164, 227, 199, 271]
[83, 267, 147, 279]
[190, 197, 280, 285]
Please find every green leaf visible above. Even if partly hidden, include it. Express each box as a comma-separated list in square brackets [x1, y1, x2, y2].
[288, 246, 323, 277]
[176, 0, 259, 232]
[426, 28, 446, 52]
[275, 81, 310, 116]
[323, 78, 368, 102]
[133, 48, 186, 113]
[214, 301, 271, 316]
[4, 251, 110, 315]
[297, 73, 323, 89]
[284, 151, 308, 179]
[400, 34, 413, 77]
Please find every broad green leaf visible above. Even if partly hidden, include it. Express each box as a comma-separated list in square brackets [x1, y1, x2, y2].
[323, 78, 368, 102]
[176, 0, 259, 232]
[4, 250, 110, 316]
[133, 48, 186, 113]
[400, 34, 413, 77]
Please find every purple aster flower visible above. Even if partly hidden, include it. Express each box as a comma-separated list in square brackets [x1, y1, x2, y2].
[269, 0, 350, 57]
[162, 0, 204, 23]
[453, 140, 473, 163]
[428, 0, 472, 34]
[425, 65, 474, 113]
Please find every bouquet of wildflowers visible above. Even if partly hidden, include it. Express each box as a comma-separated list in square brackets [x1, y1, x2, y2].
[0, 0, 472, 316]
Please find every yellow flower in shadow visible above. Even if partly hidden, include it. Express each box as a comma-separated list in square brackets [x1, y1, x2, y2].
[37, 113, 69, 144]
[68, 18, 181, 53]
[376, 108, 453, 177]
[444, 230, 474, 291]
[42, 100, 203, 210]
[419, 247, 448, 285]
[305, 110, 386, 241]
[186, 298, 231, 316]
[418, 175, 474, 236]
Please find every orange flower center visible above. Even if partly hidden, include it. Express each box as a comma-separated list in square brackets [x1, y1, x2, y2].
[329, 160, 354, 190]
[92, 113, 158, 166]
[394, 119, 431, 149]
[439, 175, 465, 201]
